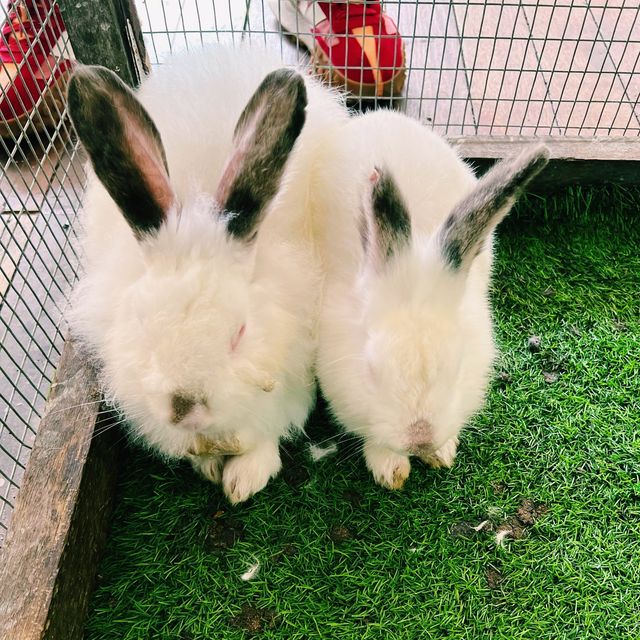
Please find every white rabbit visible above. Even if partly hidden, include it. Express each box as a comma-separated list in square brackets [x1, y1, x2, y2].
[67, 46, 347, 503]
[316, 109, 549, 490]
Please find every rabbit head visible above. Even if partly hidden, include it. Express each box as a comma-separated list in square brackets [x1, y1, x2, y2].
[350, 145, 549, 476]
[68, 65, 309, 455]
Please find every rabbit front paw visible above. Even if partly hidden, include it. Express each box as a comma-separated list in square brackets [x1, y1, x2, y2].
[222, 441, 282, 504]
[364, 443, 411, 490]
[190, 454, 224, 484]
[420, 436, 459, 469]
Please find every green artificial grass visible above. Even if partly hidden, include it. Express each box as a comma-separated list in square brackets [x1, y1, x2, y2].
[85, 186, 640, 639]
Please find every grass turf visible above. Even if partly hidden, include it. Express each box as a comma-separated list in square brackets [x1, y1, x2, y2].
[85, 186, 640, 639]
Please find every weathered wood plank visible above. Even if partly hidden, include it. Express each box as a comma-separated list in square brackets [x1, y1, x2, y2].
[468, 156, 640, 190]
[0, 338, 119, 640]
[58, 0, 141, 85]
[449, 136, 640, 189]
[449, 136, 640, 161]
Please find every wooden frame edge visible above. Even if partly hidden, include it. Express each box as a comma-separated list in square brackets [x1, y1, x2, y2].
[0, 338, 120, 640]
[58, 0, 146, 86]
[449, 136, 640, 189]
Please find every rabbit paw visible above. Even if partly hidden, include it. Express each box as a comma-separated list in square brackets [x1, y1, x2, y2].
[421, 436, 458, 469]
[365, 444, 411, 490]
[222, 441, 281, 504]
[190, 454, 224, 484]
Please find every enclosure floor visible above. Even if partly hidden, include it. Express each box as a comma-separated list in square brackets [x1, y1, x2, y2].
[140, 0, 639, 137]
[84, 186, 640, 639]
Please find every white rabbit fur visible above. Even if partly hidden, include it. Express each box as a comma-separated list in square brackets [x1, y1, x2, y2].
[69, 46, 348, 503]
[316, 109, 548, 489]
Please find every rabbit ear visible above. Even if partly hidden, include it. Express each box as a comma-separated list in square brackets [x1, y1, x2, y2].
[216, 69, 307, 241]
[438, 145, 549, 271]
[68, 65, 175, 239]
[362, 168, 411, 268]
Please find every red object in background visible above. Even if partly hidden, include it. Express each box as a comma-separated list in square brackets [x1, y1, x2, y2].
[313, 1, 404, 94]
[1, 0, 74, 136]
[269, 1, 406, 99]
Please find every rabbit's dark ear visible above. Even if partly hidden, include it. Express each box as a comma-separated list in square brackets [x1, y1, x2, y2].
[68, 65, 175, 239]
[438, 145, 549, 271]
[362, 168, 411, 269]
[216, 69, 307, 241]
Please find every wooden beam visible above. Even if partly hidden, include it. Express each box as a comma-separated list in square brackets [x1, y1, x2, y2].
[449, 136, 640, 161]
[449, 136, 640, 188]
[58, 0, 145, 86]
[0, 338, 120, 640]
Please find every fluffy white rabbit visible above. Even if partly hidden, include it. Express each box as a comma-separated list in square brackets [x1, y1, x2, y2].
[67, 46, 347, 503]
[316, 109, 549, 489]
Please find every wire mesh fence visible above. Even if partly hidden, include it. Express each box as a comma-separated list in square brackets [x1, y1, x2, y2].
[138, 0, 639, 137]
[0, 0, 638, 545]
[0, 0, 82, 544]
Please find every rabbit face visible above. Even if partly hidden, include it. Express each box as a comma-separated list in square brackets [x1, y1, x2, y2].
[361, 299, 469, 457]
[103, 213, 261, 438]
[68, 64, 309, 456]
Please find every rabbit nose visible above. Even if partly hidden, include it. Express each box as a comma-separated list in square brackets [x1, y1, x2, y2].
[406, 419, 433, 455]
[170, 393, 209, 430]
[171, 393, 197, 424]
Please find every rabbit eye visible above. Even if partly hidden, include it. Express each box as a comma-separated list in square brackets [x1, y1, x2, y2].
[230, 323, 246, 352]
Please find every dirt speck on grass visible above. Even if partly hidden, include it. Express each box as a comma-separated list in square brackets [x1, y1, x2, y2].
[205, 495, 228, 519]
[495, 516, 525, 542]
[329, 525, 355, 544]
[485, 566, 504, 590]
[281, 462, 310, 489]
[495, 499, 548, 544]
[343, 489, 363, 506]
[543, 371, 558, 384]
[516, 499, 549, 525]
[491, 481, 507, 495]
[453, 499, 548, 545]
[450, 521, 487, 538]
[230, 604, 278, 634]
[528, 335, 542, 353]
[271, 543, 298, 564]
[205, 517, 244, 552]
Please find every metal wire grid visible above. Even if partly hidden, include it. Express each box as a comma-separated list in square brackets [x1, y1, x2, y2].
[137, 0, 639, 136]
[0, 0, 83, 544]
